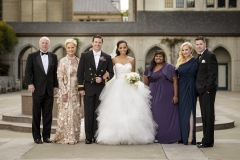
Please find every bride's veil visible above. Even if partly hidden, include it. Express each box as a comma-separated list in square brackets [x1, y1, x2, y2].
[110, 46, 117, 58]
[109, 46, 117, 81]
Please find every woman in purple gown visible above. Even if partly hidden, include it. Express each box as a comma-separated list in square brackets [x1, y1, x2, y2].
[176, 42, 197, 145]
[144, 50, 181, 144]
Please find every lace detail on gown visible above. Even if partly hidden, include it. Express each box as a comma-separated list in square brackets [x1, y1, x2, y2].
[53, 56, 84, 144]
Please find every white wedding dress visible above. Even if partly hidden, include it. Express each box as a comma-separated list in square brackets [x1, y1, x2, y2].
[96, 63, 157, 145]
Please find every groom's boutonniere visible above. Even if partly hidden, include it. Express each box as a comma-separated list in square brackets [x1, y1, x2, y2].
[99, 56, 106, 61]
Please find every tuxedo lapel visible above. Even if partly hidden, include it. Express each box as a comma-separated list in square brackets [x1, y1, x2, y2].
[47, 53, 52, 74]
[36, 53, 45, 74]
[199, 50, 206, 64]
[197, 49, 207, 68]
[97, 53, 104, 71]
[88, 51, 96, 70]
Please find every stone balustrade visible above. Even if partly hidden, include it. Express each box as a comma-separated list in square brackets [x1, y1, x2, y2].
[21, 94, 58, 117]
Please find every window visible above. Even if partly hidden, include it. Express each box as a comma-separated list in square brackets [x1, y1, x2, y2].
[176, 0, 184, 8]
[229, 0, 237, 8]
[165, 0, 173, 8]
[0, 0, 2, 20]
[187, 0, 195, 7]
[218, 0, 225, 7]
[206, 0, 215, 7]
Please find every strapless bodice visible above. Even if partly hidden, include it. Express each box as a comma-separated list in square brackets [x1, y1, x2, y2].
[114, 63, 132, 79]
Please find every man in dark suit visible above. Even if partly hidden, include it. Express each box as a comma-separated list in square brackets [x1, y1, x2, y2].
[25, 37, 58, 144]
[195, 36, 218, 148]
[77, 35, 114, 144]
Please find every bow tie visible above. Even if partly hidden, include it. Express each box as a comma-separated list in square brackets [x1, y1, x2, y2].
[94, 53, 100, 56]
[41, 52, 48, 56]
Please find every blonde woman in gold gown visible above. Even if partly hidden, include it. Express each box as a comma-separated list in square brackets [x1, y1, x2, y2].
[53, 39, 84, 145]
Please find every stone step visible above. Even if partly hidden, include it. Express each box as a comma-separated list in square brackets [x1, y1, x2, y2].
[0, 112, 235, 133]
[1, 110, 203, 125]
[2, 110, 57, 126]
[0, 119, 57, 133]
[196, 115, 234, 131]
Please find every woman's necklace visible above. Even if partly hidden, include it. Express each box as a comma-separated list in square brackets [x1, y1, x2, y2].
[67, 55, 75, 60]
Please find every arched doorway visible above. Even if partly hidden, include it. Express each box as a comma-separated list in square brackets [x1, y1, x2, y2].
[18, 46, 37, 89]
[213, 46, 231, 90]
[84, 46, 92, 52]
[52, 46, 66, 61]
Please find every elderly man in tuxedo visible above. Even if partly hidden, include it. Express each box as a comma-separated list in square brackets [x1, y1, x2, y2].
[195, 36, 218, 148]
[77, 35, 114, 144]
[25, 37, 58, 144]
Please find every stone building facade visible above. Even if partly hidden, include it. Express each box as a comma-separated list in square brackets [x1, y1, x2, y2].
[2, 0, 122, 22]
[1, 0, 240, 91]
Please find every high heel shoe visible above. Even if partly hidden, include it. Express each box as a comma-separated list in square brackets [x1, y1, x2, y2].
[188, 142, 192, 145]
[68, 141, 75, 145]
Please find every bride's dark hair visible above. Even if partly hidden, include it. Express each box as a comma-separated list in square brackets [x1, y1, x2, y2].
[116, 40, 129, 56]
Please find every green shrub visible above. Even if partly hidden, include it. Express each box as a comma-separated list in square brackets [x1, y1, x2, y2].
[0, 21, 18, 55]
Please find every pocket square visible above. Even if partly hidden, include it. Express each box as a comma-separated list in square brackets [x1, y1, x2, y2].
[201, 60, 206, 63]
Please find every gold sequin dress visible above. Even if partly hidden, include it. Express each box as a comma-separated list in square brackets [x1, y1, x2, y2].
[53, 56, 84, 144]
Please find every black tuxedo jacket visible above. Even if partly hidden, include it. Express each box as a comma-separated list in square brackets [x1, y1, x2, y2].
[25, 51, 58, 96]
[196, 49, 218, 94]
[77, 50, 114, 91]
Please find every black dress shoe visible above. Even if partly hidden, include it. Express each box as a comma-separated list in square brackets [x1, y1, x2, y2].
[85, 139, 92, 144]
[34, 139, 43, 144]
[197, 143, 213, 148]
[196, 142, 202, 145]
[43, 138, 52, 143]
[178, 140, 183, 144]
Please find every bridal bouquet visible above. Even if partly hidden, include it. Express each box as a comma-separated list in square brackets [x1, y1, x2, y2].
[125, 72, 140, 87]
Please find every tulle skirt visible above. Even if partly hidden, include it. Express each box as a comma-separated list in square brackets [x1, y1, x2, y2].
[96, 77, 157, 145]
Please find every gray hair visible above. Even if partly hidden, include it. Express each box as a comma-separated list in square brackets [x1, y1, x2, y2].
[39, 36, 50, 44]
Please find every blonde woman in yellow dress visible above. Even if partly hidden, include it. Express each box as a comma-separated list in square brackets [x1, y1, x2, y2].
[53, 39, 84, 145]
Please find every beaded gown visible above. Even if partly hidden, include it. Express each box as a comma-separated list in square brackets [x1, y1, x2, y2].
[53, 56, 84, 144]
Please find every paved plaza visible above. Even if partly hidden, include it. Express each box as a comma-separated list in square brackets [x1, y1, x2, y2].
[0, 90, 239, 160]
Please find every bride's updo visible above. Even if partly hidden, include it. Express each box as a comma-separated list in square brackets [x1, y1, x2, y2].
[116, 40, 129, 56]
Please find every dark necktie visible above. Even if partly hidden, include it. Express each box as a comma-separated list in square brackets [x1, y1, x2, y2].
[41, 52, 48, 56]
[197, 54, 201, 62]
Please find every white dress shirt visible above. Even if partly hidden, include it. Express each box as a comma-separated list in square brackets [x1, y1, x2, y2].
[200, 48, 207, 55]
[40, 50, 49, 74]
[93, 50, 101, 69]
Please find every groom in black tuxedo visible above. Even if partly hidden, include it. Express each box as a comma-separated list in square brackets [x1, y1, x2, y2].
[195, 36, 218, 148]
[25, 37, 58, 144]
[77, 35, 114, 144]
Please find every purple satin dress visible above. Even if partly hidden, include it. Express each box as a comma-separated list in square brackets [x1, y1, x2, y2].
[144, 63, 181, 143]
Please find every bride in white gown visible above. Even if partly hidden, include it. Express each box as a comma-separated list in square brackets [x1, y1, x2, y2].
[95, 40, 157, 145]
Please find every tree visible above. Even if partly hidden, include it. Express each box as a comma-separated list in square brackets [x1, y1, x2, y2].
[122, 10, 128, 17]
[0, 21, 18, 75]
[0, 21, 18, 55]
